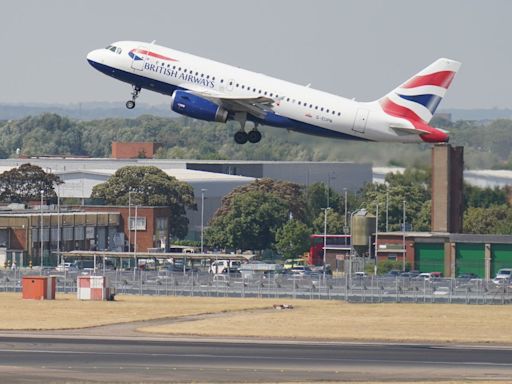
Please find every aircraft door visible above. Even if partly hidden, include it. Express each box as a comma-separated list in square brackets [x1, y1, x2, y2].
[352, 108, 369, 133]
[130, 46, 148, 71]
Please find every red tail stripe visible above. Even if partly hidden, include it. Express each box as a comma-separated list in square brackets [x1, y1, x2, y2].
[380, 98, 425, 124]
[380, 98, 448, 143]
[402, 71, 455, 89]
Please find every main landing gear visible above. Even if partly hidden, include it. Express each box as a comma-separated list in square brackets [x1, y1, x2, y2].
[233, 112, 262, 144]
[125, 85, 141, 109]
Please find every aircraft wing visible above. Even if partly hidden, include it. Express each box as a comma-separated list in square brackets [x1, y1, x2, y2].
[182, 85, 275, 119]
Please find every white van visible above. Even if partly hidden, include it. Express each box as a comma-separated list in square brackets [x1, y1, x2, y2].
[209, 260, 241, 274]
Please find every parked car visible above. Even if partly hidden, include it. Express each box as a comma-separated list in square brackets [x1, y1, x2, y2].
[55, 262, 78, 272]
[417, 272, 433, 281]
[288, 266, 313, 277]
[457, 273, 479, 279]
[494, 268, 512, 280]
[354, 271, 368, 278]
[209, 260, 241, 274]
[400, 271, 419, 278]
[310, 265, 333, 276]
[283, 258, 306, 270]
[384, 269, 401, 277]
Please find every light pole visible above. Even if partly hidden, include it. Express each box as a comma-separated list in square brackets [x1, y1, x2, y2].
[57, 184, 61, 265]
[402, 199, 406, 271]
[134, 205, 138, 256]
[385, 183, 389, 232]
[200, 188, 207, 254]
[322, 207, 331, 280]
[375, 203, 379, 265]
[343, 188, 348, 229]
[128, 190, 132, 253]
[40, 190, 44, 272]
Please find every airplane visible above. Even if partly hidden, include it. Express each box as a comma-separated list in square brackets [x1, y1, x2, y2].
[87, 41, 461, 144]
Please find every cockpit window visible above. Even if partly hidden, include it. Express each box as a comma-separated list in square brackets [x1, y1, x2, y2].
[105, 45, 112, 50]
[116, 47, 122, 54]
[109, 46, 117, 52]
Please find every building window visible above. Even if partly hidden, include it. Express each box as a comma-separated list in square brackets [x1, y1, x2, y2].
[129, 216, 147, 231]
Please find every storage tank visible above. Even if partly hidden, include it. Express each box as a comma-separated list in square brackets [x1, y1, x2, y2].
[351, 209, 376, 246]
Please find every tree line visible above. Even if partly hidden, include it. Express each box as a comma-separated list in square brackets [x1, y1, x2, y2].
[2, 113, 512, 168]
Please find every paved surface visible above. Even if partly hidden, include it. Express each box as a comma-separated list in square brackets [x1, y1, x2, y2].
[0, 334, 512, 383]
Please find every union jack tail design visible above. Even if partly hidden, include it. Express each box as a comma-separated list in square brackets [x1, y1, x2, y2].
[379, 58, 461, 125]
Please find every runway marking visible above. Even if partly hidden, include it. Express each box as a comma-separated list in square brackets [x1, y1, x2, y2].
[1, 348, 512, 368]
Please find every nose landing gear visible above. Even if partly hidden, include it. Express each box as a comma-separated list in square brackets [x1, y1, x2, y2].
[126, 85, 141, 109]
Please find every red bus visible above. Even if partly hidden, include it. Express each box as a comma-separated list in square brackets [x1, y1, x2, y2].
[309, 234, 351, 265]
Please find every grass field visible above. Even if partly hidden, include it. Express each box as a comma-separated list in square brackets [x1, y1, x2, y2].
[1, 293, 512, 345]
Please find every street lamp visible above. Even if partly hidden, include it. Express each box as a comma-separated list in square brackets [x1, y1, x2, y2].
[57, 184, 61, 265]
[128, 190, 133, 252]
[40, 190, 44, 273]
[402, 199, 406, 271]
[322, 207, 331, 280]
[343, 188, 348, 229]
[200, 188, 207, 254]
[385, 183, 389, 232]
[375, 203, 379, 265]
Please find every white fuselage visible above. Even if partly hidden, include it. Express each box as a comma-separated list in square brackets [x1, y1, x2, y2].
[87, 41, 451, 143]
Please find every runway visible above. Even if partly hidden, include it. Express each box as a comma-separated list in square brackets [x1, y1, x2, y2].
[0, 335, 511, 383]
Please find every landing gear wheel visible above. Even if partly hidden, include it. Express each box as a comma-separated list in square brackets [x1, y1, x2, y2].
[125, 85, 141, 109]
[247, 130, 262, 143]
[234, 131, 248, 144]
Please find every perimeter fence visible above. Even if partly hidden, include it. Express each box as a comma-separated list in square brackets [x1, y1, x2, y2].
[2, 269, 512, 304]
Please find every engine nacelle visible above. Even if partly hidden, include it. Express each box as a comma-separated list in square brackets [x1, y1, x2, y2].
[171, 90, 228, 123]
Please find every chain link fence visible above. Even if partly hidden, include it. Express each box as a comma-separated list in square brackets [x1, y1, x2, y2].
[3, 268, 512, 304]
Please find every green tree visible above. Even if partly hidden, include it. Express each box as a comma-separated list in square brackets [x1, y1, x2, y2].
[304, 182, 342, 224]
[312, 209, 345, 234]
[464, 184, 508, 209]
[91, 166, 196, 238]
[206, 190, 289, 251]
[360, 168, 431, 232]
[0, 163, 62, 203]
[216, 178, 306, 222]
[464, 205, 512, 234]
[275, 219, 311, 259]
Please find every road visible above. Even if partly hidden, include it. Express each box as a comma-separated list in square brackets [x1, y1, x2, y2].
[0, 336, 511, 383]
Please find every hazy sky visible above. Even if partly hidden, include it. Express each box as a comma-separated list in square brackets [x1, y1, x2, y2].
[2, 0, 511, 109]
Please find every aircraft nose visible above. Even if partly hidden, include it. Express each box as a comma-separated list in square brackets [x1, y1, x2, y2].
[86, 49, 104, 65]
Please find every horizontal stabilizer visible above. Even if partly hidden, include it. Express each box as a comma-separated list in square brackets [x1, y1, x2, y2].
[389, 124, 429, 136]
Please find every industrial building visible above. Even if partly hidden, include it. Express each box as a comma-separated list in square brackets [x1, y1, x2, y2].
[0, 157, 372, 240]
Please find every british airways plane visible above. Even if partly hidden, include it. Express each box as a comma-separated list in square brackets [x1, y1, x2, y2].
[87, 41, 460, 144]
